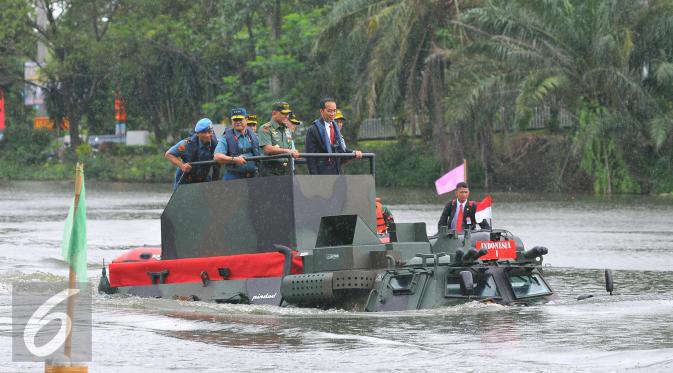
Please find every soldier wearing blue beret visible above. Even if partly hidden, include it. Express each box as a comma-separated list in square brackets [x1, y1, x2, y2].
[165, 118, 219, 190]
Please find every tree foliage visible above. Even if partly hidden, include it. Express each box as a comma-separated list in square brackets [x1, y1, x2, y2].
[3, 0, 673, 193]
[451, 0, 673, 193]
[317, 0, 462, 166]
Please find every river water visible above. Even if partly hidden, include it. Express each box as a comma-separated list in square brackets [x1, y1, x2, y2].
[1, 181, 672, 372]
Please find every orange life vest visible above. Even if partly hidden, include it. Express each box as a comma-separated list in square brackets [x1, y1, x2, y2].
[375, 201, 386, 233]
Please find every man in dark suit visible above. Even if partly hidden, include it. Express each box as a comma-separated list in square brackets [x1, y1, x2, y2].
[438, 182, 491, 233]
[304, 97, 362, 174]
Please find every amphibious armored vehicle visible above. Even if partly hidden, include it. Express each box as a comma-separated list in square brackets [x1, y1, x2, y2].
[99, 154, 560, 310]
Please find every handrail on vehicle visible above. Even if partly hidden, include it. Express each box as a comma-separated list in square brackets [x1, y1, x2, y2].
[178, 152, 376, 185]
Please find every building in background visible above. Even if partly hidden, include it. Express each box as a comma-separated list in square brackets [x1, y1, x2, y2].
[26, 0, 49, 129]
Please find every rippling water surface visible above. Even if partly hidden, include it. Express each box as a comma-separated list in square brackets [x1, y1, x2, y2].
[1, 181, 672, 372]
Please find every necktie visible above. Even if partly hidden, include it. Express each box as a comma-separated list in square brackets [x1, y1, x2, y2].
[329, 123, 335, 145]
[456, 202, 463, 233]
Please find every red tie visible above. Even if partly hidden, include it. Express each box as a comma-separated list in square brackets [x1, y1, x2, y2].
[329, 123, 335, 145]
[456, 202, 463, 233]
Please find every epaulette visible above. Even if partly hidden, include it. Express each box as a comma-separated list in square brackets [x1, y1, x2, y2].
[261, 122, 271, 134]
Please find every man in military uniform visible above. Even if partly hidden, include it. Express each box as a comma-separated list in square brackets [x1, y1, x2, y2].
[288, 112, 301, 130]
[334, 109, 347, 149]
[165, 118, 219, 190]
[258, 101, 299, 176]
[247, 114, 258, 133]
[287, 112, 301, 150]
[214, 108, 261, 180]
[375, 197, 396, 234]
[335, 109, 345, 130]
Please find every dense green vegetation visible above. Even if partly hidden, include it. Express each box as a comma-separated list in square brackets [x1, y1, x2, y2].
[2, 0, 673, 193]
[0, 125, 172, 181]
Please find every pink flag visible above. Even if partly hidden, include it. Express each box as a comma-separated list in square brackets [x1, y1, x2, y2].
[435, 162, 465, 195]
[475, 195, 492, 223]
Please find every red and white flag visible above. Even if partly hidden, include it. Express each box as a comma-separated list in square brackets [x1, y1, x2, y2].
[475, 195, 492, 223]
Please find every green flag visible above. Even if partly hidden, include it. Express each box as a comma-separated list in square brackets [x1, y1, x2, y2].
[61, 165, 87, 283]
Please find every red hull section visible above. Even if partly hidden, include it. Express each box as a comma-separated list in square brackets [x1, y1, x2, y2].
[109, 249, 303, 288]
[112, 247, 162, 263]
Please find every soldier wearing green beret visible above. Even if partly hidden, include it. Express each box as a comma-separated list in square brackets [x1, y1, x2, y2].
[258, 101, 299, 176]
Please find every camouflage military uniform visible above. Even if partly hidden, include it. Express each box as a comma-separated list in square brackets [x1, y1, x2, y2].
[258, 119, 294, 176]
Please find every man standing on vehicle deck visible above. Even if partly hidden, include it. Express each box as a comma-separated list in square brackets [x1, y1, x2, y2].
[304, 97, 363, 175]
[247, 113, 258, 133]
[258, 101, 299, 176]
[437, 182, 490, 232]
[165, 118, 219, 191]
[214, 108, 260, 180]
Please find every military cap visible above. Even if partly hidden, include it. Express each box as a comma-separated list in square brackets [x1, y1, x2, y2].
[272, 101, 292, 114]
[335, 110, 346, 121]
[247, 114, 258, 125]
[230, 107, 248, 120]
[289, 112, 301, 125]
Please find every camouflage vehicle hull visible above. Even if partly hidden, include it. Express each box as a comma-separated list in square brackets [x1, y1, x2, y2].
[99, 169, 557, 310]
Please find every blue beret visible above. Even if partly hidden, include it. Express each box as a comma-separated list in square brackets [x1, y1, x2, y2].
[194, 118, 213, 133]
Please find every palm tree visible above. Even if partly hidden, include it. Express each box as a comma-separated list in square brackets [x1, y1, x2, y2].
[452, 0, 664, 193]
[632, 0, 673, 155]
[317, 0, 464, 168]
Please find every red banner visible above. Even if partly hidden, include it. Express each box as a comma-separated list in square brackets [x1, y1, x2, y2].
[114, 95, 126, 122]
[0, 89, 5, 131]
[476, 240, 517, 260]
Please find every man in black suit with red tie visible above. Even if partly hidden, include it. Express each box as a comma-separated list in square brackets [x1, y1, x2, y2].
[438, 182, 491, 233]
[304, 97, 362, 175]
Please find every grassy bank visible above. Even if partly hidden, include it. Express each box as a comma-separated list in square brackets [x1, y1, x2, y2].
[0, 127, 607, 190]
[3, 125, 672, 194]
[0, 151, 173, 182]
[0, 126, 173, 183]
[0, 126, 443, 186]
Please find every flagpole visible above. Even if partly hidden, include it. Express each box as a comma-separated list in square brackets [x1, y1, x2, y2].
[47, 163, 88, 372]
[64, 163, 83, 359]
[463, 158, 467, 183]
